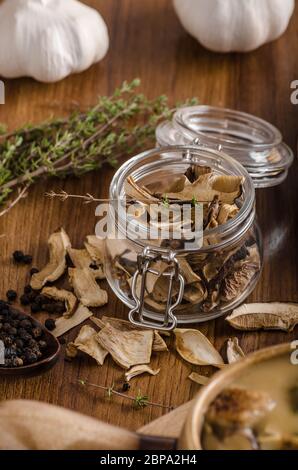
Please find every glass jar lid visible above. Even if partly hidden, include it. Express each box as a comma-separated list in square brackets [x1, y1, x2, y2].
[156, 106, 294, 189]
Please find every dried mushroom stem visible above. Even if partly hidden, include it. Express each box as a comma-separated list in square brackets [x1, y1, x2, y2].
[124, 365, 160, 382]
[68, 267, 108, 307]
[30, 227, 71, 290]
[41, 286, 77, 318]
[188, 372, 210, 386]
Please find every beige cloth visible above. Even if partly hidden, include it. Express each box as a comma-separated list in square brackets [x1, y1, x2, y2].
[0, 400, 139, 450]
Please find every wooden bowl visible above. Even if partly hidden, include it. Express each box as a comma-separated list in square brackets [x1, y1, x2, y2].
[179, 342, 293, 449]
[0, 312, 61, 377]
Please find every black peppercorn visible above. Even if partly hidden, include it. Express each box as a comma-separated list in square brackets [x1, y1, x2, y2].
[13, 250, 25, 263]
[25, 350, 38, 364]
[15, 338, 24, 349]
[122, 382, 131, 392]
[38, 340, 47, 350]
[24, 285, 32, 295]
[7, 326, 17, 336]
[6, 290, 17, 302]
[30, 268, 39, 276]
[19, 319, 32, 329]
[31, 303, 40, 314]
[20, 294, 30, 306]
[45, 318, 56, 331]
[23, 254, 33, 265]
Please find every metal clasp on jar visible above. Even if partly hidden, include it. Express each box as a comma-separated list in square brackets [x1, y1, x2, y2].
[128, 246, 185, 331]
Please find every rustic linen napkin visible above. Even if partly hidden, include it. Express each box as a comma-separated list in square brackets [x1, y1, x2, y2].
[0, 400, 139, 450]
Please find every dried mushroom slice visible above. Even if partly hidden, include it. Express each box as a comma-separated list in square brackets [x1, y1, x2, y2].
[184, 164, 212, 182]
[188, 372, 210, 386]
[217, 203, 239, 225]
[30, 228, 71, 290]
[96, 323, 153, 369]
[179, 258, 202, 284]
[226, 302, 298, 332]
[90, 316, 168, 352]
[221, 263, 257, 302]
[41, 286, 77, 318]
[67, 247, 104, 280]
[69, 268, 108, 307]
[85, 235, 105, 263]
[204, 195, 220, 230]
[53, 304, 93, 337]
[174, 329, 224, 367]
[152, 331, 168, 352]
[226, 337, 245, 364]
[74, 325, 108, 365]
[124, 365, 160, 382]
[206, 387, 276, 430]
[164, 175, 191, 193]
[163, 174, 244, 205]
[183, 283, 207, 304]
[124, 175, 159, 203]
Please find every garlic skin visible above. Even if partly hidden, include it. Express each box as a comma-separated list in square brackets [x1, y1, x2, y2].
[173, 0, 295, 53]
[0, 0, 109, 82]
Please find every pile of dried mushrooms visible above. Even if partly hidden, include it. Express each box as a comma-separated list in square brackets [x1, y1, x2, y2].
[109, 165, 261, 315]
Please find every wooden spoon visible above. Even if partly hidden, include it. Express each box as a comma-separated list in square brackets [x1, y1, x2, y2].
[0, 311, 60, 377]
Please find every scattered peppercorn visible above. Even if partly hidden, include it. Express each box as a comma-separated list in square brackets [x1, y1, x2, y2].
[13, 250, 25, 263]
[30, 268, 39, 276]
[6, 290, 17, 302]
[45, 318, 56, 331]
[20, 294, 30, 306]
[122, 382, 131, 392]
[24, 285, 32, 295]
[38, 340, 47, 350]
[23, 254, 33, 265]
[31, 303, 40, 314]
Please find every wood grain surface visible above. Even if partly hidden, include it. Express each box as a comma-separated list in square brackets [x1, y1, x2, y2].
[0, 0, 297, 432]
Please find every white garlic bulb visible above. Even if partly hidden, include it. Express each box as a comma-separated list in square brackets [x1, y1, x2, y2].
[173, 0, 295, 53]
[0, 0, 109, 82]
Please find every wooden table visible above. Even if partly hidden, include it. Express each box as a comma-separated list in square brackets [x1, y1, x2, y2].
[0, 0, 297, 432]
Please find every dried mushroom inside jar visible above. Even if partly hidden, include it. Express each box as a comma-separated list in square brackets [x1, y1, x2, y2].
[106, 162, 261, 316]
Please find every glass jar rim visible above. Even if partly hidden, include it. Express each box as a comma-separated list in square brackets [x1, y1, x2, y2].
[173, 105, 282, 152]
[109, 145, 255, 252]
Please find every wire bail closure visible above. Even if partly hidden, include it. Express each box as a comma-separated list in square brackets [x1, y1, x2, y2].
[128, 246, 185, 331]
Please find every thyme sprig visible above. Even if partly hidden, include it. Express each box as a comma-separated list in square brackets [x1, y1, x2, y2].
[0, 79, 197, 216]
[78, 379, 173, 411]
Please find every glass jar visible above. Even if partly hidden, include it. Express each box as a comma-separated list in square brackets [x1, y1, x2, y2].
[104, 145, 262, 331]
[156, 106, 293, 188]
